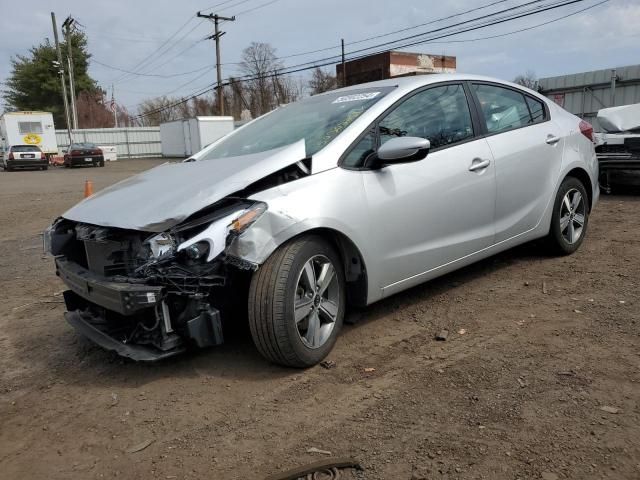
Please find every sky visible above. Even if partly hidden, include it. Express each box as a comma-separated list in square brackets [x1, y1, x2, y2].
[1, 0, 639, 114]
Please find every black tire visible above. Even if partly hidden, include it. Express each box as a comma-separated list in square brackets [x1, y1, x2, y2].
[42, 165, 48, 171]
[248, 235, 345, 368]
[546, 176, 590, 255]
[99, 160, 105, 167]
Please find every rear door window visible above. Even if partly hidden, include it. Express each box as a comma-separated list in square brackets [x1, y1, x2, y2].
[473, 84, 538, 134]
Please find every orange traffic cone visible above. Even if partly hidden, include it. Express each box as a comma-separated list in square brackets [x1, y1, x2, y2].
[84, 180, 94, 198]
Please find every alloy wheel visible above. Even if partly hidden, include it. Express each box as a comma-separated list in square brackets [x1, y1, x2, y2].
[559, 188, 586, 244]
[293, 255, 340, 349]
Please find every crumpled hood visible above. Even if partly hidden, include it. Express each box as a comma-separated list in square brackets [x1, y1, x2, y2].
[62, 140, 306, 232]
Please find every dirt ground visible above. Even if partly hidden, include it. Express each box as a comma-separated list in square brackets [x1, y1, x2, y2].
[0, 159, 638, 480]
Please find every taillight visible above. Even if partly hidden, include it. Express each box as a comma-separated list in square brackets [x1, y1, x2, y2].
[71, 150, 81, 155]
[40, 152, 45, 159]
[579, 120, 594, 142]
[8, 152, 14, 160]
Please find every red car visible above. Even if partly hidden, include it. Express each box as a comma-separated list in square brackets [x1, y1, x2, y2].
[63, 142, 104, 168]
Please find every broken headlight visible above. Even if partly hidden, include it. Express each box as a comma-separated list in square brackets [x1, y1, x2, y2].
[43, 224, 54, 255]
[177, 202, 267, 263]
[145, 232, 176, 260]
[229, 202, 267, 235]
[183, 241, 209, 261]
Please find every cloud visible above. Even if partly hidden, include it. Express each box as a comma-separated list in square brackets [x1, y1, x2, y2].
[1, 0, 637, 112]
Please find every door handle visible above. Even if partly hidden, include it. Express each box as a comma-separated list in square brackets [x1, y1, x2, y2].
[468, 158, 491, 172]
[546, 135, 561, 145]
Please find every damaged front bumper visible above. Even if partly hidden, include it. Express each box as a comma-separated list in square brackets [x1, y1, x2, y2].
[64, 308, 185, 361]
[55, 253, 225, 362]
[47, 197, 275, 361]
[56, 257, 162, 315]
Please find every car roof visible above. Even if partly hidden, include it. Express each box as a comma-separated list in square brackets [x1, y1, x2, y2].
[10, 144, 41, 148]
[323, 73, 544, 99]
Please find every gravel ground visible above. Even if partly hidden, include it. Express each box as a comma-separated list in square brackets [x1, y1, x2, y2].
[0, 159, 638, 480]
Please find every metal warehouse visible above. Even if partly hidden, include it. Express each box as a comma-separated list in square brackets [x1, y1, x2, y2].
[539, 64, 640, 131]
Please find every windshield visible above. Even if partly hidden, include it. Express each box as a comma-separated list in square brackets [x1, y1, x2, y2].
[202, 87, 394, 160]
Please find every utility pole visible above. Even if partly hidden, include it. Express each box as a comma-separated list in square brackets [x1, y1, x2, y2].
[341, 39, 346, 87]
[111, 84, 118, 128]
[610, 69, 617, 107]
[51, 12, 72, 145]
[197, 11, 235, 116]
[63, 16, 78, 130]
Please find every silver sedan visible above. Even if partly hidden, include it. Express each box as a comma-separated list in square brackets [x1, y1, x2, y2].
[46, 74, 598, 367]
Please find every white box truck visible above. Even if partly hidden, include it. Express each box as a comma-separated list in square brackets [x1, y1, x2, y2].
[160, 116, 234, 158]
[0, 111, 59, 160]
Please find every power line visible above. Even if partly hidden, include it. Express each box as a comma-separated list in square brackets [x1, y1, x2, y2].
[133, 0, 599, 119]
[123, 67, 216, 110]
[416, 0, 608, 45]
[221, 0, 513, 66]
[262, 0, 561, 71]
[93, 59, 211, 78]
[109, 17, 204, 84]
[219, 0, 574, 81]
[132, 0, 576, 118]
[200, 0, 257, 14]
[274, 0, 584, 73]
[114, 39, 207, 81]
[232, 0, 283, 16]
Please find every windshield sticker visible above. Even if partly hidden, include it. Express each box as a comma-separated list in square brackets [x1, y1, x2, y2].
[332, 92, 381, 104]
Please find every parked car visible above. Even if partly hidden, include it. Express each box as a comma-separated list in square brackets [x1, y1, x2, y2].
[45, 74, 599, 367]
[1, 144, 48, 171]
[594, 103, 640, 193]
[63, 142, 104, 167]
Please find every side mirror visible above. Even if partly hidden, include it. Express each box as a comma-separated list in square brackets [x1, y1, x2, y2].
[376, 137, 430, 165]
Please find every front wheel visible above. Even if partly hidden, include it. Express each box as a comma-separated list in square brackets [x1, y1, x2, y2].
[546, 176, 590, 255]
[248, 235, 345, 367]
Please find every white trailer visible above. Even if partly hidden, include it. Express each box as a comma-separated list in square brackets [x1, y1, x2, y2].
[0, 111, 59, 158]
[160, 116, 234, 158]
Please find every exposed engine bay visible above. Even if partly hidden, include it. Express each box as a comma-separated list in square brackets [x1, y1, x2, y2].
[45, 160, 310, 361]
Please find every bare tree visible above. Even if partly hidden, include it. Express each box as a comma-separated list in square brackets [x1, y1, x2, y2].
[137, 96, 184, 126]
[308, 68, 337, 95]
[192, 95, 216, 116]
[115, 104, 136, 127]
[76, 90, 113, 128]
[513, 70, 538, 91]
[225, 77, 251, 120]
[240, 42, 283, 116]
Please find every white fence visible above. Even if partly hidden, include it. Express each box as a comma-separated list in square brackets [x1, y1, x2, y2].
[55, 127, 161, 158]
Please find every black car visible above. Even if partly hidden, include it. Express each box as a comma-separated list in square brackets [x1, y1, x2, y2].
[1, 145, 48, 171]
[63, 143, 104, 167]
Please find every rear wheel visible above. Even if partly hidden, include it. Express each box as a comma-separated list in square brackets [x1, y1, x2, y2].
[546, 176, 589, 255]
[99, 159, 105, 167]
[248, 235, 345, 367]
